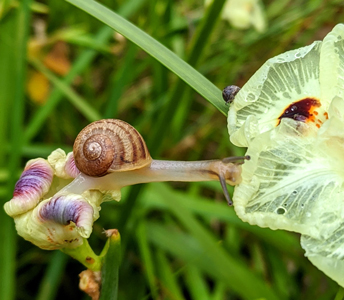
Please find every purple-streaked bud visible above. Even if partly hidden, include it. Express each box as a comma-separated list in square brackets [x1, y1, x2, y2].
[65, 152, 80, 178]
[39, 194, 93, 234]
[14, 193, 94, 250]
[4, 158, 54, 217]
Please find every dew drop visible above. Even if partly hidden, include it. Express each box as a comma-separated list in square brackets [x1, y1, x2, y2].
[295, 52, 301, 58]
[245, 92, 256, 102]
[283, 92, 291, 99]
[276, 207, 286, 215]
[292, 190, 298, 195]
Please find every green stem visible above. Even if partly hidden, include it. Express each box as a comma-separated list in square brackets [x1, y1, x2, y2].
[60, 239, 103, 272]
[36, 251, 68, 300]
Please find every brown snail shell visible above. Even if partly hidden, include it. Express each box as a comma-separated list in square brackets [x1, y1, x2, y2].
[73, 119, 152, 176]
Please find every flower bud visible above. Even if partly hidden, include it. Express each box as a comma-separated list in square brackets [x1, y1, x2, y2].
[4, 158, 53, 217]
[14, 193, 96, 250]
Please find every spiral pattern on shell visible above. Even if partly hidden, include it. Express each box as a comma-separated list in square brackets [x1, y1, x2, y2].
[73, 119, 152, 176]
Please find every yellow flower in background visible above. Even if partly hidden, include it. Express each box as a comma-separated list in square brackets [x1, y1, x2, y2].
[228, 24, 344, 286]
[205, 0, 266, 32]
[26, 71, 50, 104]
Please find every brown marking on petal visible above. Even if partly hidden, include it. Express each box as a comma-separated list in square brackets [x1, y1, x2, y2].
[277, 97, 327, 128]
[47, 228, 55, 244]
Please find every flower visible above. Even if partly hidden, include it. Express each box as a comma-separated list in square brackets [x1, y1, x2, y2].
[205, 0, 266, 32]
[4, 149, 111, 250]
[228, 24, 344, 286]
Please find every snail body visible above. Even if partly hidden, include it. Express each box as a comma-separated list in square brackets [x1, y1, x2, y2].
[72, 119, 248, 205]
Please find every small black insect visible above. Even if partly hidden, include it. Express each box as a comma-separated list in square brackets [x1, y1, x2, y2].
[222, 85, 241, 104]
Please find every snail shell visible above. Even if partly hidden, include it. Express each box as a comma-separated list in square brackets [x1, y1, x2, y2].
[222, 85, 241, 104]
[73, 119, 152, 176]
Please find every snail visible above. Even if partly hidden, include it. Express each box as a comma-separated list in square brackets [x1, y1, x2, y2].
[68, 119, 248, 205]
[222, 85, 241, 104]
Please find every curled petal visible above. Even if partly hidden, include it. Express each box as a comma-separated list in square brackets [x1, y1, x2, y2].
[4, 158, 53, 217]
[65, 152, 80, 178]
[14, 193, 95, 250]
[38, 194, 94, 237]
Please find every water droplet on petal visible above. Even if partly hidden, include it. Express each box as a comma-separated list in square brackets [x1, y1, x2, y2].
[276, 207, 286, 215]
[245, 92, 256, 102]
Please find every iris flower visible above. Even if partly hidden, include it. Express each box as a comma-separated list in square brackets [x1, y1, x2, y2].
[5, 22, 344, 288]
[228, 23, 344, 286]
[3, 149, 108, 250]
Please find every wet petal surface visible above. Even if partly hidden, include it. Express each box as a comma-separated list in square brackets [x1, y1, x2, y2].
[229, 24, 344, 287]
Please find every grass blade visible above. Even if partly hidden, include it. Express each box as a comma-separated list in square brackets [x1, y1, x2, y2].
[36, 251, 68, 300]
[184, 265, 210, 300]
[24, 0, 147, 143]
[148, 0, 227, 154]
[65, 0, 228, 115]
[30, 59, 101, 122]
[155, 249, 184, 300]
[100, 230, 121, 300]
[0, 1, 32, 299]
[143, 184, 282, 300]
[136, 222, 158, 299]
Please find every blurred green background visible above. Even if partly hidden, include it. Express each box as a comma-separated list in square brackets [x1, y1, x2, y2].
[1, 0, 344, 299]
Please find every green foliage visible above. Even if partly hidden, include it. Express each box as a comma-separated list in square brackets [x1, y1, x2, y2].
[1, 0, 344, 299]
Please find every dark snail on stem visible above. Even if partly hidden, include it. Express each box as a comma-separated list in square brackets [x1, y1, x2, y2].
[62, 119, 248, 205]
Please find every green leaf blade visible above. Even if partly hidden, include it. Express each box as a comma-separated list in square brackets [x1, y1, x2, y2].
[65, 0, 228, 115]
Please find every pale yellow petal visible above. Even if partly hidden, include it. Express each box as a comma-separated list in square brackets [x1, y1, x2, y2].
[233, 118, 344, 238]
[228, 42, 322, 147]
[14, 193, 98, 250]
[320, 23, 344, 105]
[301, 232, 344, 287]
